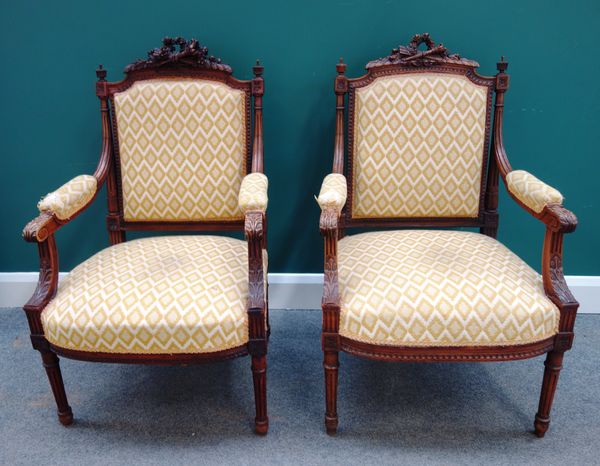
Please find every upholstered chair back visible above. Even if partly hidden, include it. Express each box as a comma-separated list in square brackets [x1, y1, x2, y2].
[112, 78, 248, 222]
[350, 72, 489, 219]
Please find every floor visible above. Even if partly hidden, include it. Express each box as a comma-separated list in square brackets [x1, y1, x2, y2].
[1, 308, 599, 465]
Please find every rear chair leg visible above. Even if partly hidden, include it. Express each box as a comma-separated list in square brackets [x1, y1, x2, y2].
[534, 350, 564, 437]
[251, 355, 268, 435]
[324, 350, 339, 434]
[39, 350, 73, 426]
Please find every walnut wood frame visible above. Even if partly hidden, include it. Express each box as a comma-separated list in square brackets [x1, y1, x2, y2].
[22, 38, 269, 434]
[320, 33, 578, 437]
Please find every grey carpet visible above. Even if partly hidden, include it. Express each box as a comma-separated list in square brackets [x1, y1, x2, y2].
[0, 308, 599, 465]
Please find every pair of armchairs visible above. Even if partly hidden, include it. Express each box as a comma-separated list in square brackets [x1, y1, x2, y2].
[23, 35, 578, 437]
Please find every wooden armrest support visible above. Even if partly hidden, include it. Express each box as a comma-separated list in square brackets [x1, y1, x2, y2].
[541, 220, 579, 334]
[245, 211, 267, 343]
[500, 174, 578, 319]
[498, 175, 579, 329]
[22, 88, 114, 342]
[21, 176, 103, 339]
[477, 86, 580, 332]
[22, 235, 59, 337]
[320, 208, 341, 306]
[497, 165, 579, 317]
[320, 208, 341, 344]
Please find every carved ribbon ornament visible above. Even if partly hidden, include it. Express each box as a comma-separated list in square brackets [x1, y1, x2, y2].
[125, 37, 232, 73]
[366, 33, 478, 68]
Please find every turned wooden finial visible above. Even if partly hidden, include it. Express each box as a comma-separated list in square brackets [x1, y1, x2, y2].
[497, 56, 509, 73]
[495, 56, 510, 92]
[96, 64, 107, 81]
[253, 59, 264, 77]
[336, 57, 347, 74]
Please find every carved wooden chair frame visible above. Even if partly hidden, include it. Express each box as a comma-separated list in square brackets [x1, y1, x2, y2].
[320, 33, 578, 436]
[22, 37, 269, 434]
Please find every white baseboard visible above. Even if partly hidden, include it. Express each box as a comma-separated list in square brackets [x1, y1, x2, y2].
[0, 272, 69, 309]
[565, 276, 600, 314]
[1, 272, 598, 313]
[268, 273, 324, 309]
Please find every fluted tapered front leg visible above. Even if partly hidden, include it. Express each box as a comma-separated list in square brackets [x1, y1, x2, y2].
[251, 355, 268, 435]
[534, 350, 564, 437]
[324, 350, 339, 434]
[40, 350, 73, 426]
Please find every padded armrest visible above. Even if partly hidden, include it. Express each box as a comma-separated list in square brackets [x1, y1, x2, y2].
[239, 172, 268, 213]
[317, 174, 347, 212]
[37, 175, 98, 220]
[506, 170, 563, 213]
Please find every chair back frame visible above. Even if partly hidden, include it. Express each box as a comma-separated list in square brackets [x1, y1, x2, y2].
[95, 37, 264, 243]
[333, 33, 500, 233]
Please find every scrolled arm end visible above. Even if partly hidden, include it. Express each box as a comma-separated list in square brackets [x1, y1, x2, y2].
[540, 204, 578, 234]
[23, 211, 57, 243]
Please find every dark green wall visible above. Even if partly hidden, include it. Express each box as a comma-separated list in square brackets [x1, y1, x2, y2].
[1, 0, 599, 275]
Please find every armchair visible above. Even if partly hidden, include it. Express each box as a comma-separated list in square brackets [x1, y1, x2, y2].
[318, 33, 578, 437]
[22, 37, 270, 434]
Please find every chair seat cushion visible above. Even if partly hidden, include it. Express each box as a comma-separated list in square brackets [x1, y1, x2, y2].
[338, 230, 559, 347]
[42, 236, 266, 354]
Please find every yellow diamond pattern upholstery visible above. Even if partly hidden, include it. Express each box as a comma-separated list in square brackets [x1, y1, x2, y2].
[238, 173, 268, 213]
[338, 230, 559, 347]
[113, 79, 247, 221]
[506, 170, 563, 213]
[352, 73, 488, 218]
[38, 175, 97, 220]
[42, 236, 267, 354]
[317, 174, 347, 212]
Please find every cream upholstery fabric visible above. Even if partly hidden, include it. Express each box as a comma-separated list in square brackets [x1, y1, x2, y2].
[506, 170, 563, 213]
[38, 175, 97, 220]
[113, 79, 247, 221]
[352, 73, 488, 218]
[338, 230, 559, 347]
[317, 174, 347, 211]
[238, 173, 268, 213]
[42, 236, 267, 354]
